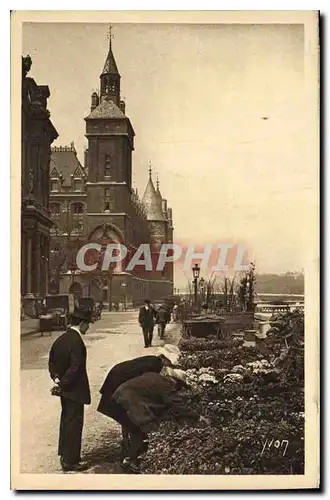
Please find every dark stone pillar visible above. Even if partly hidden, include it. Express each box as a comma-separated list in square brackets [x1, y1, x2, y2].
[26, 236, 33, 295]
[34, 234, 41, 296]
[21, 233, 26, 296]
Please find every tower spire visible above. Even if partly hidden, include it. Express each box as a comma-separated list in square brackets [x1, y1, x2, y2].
[107, 25, 114, 50]
[156, 173, 160, 191]
[142, 163, 166, 222]
[100, 25, 120, 104]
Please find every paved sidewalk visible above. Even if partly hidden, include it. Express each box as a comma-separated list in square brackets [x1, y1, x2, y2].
[20, 311, 181, 474]
[20, 318, 40, 336]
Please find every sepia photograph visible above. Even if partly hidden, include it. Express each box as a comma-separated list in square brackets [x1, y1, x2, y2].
[11, 10, 319, 490]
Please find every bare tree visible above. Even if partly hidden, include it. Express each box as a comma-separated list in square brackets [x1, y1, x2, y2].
[237, 262, 256, 312]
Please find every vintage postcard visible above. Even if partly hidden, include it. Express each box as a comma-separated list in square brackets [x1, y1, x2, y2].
[11, 10, 319, 490]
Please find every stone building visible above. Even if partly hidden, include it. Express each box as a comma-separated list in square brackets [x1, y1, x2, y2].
[49, 39, 173, 306]
[21, 55, 58, 316]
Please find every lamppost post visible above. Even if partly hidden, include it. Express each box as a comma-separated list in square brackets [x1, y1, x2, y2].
[102, 270, 112, 312]
[192, 263, 200, 308]
[200, 277, 205, 306]
[108, 273, 112, 312]
[121, 282, 127, 311]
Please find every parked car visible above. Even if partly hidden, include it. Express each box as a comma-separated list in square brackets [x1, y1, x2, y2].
[39, 294, 75, 332]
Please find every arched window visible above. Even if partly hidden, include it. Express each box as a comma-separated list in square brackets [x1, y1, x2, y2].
[50, 179, 59, 192]
[73, 179, 83, 191]
[71, 202, 84, 214]
[50, 203, 61, 215]
[104, 155, 111, 178]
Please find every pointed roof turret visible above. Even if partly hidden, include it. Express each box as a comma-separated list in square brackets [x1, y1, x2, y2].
[101, 25, 119, 75]
[99, 26, 121, 106]
[102, 50, 119, 75]
[101, 47, 119, 75]
[142, 165, 166, 221]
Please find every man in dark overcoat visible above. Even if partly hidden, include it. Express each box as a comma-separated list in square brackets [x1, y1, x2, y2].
[98, 367, 201, 473]
[97, 355, 161, 453]
[138, 299, 157, 347]
[48, 308, 92, 472]
[155, 304, 171, 339]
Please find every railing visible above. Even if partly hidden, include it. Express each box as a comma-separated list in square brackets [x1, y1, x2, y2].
[255, 303, 304, 313]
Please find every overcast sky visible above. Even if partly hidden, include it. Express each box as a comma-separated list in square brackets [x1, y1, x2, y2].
[23, 22, 311, 287]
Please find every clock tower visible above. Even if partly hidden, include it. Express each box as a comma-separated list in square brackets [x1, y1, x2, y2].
[84, 32, 135, 240]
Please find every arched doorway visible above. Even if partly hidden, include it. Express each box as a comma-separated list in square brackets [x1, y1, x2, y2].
[88, 223, 125, 273]
[87, 224, 125, 311]
[69, 282, 83, 301]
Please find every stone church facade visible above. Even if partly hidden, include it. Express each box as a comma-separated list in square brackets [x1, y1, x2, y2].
[49, 40, 174, 306]
[21, 56, 58, 316]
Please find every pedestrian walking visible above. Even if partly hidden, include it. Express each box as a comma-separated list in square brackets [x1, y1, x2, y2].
[172, 303, 179, 322]
[98, 366, 201, 473]
[138, 299, 156, 347]
[48, 307, 93, 472]
[155, 304, 171, 339]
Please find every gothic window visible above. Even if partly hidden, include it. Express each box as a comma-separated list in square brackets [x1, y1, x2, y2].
[104, 155, 111, 178]
[51, 179, 59, 192]
[71, 202, 84, 214]
[73, 178, 83, 191]
[50, 203, 61, 215]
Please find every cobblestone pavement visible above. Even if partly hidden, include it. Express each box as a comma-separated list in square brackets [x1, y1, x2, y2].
[20, 310, 181, 474]
[20, 318, 39, 336]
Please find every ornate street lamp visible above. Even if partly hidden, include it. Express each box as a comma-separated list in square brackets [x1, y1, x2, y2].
[192, 263, 200, 307]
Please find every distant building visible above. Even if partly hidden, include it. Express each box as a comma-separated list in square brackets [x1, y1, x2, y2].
[21, 55, 58, 316]
[48, 39, 174, 305]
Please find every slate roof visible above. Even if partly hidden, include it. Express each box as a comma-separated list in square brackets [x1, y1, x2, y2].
[86, 95, 126, 120]
[101, 47, 120, 75]
[142, 175, 166, 221]
[50, 146, 85, 187]
[156, 186, 164, 205]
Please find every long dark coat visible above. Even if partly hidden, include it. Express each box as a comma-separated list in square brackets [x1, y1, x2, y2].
[155, 307, 171, 324]
[108, 372, 199, 434]
[138, 306, 156, 327]
[48, 328, 91, 405]
[97, 355, 163, 418]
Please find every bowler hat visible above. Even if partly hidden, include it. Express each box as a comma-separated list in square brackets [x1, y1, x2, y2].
[71, 307, 93, 323]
